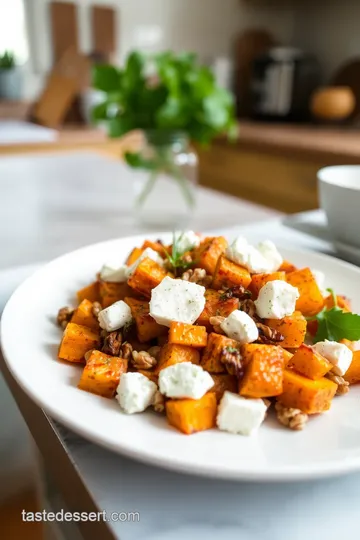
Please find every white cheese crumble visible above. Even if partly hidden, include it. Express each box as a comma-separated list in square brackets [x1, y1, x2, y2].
[116, 372, 157, 414]
[100, 263, 128, 283]
[220, 310, 259, 344]
[174, 231, 201, 254]
[127, 247, 164, 277]
[254, 280, 299, 319]
[313, 340, 353, 376]
[149, 276, 206, 327]
[158, 362, 214, 399]
[217, 392, 267, 435]
[98, 300, 133, 332]
[226, 237, 283, 274]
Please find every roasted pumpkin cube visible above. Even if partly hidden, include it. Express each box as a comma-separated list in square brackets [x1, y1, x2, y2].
[342, 340, 360, 384]
[286, 267, 324, 316]
[192, 236, 228, 275]
[324, 294, 351, 312]
[201, 333, 241, 373]
[156, 343, 200, 373]
[212, 254, 252, 291]
[166, 392, 217, 434]
[137, 369, 159, 385]
[78, 350, 127, 398]
[169, 322, 207, 348]
[210, 373, 237, 402]
[281, 347, 294, 365]
[127, 257, 167, 298]
[265, 311, 306, 348]
[99, 281, 133, 308]
[58, 322, 100, 363]
[125, 297, 167, 343]
[76, 281, 100, 304]
[126, 247, 144, 266]
[250, 271, 286, 298]
[71, 299, 99, 331]
[197, 289, 239, 330]
[277, 369, 337, 414]
[239, 344, 285, 398]
[279, 260, 298, 273]
[141, 240, 168, 256]
[288, 344, 332, 380]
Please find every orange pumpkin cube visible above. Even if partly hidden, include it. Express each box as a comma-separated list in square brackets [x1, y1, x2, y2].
[141, 240, 168, 256]
[193, 236, 228, 275]
[156, 343, 200, 373]
[286, 267, 324, 316]
[169, 322, 207, 348]
[239, 344, 285, 398]
[250, 271, 286, 298]
[125, 297, 167, 343]
[166, 392, 217, 434]
[127, 257, 167, 298]
[71, 299, 99, 331]
[126, 247, 144, 266]
[324, 294, 351, 312]
[279, 260, 298, 273]
[342, 340, 360, 384]
[99, 281, 132, 308]
[265, 311, 307, 348]
[76, 281, 100, 303]
[196, 289, 239, 330]
[212, 254, 251, 291]
[210, 373, 237, 402]
[58, 322, 100, 363]
[78, 350, 128, 398]
[288, 344, 333, 380]
[201, 333, 241, 373]
[277, 369, 337, 414]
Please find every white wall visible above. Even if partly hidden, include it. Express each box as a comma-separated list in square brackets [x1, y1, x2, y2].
[292, 0, 360, 82]
[24, 0, 295, 98]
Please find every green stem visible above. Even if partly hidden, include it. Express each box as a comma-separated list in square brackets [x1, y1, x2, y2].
[135, 169, 158, 208]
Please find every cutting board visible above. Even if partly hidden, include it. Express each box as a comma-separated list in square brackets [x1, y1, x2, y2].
[50, 1, 79, 63]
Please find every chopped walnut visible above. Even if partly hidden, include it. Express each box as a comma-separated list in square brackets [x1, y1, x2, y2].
[153, 391, 165, 413]
[220, 346, 244, 378]
[209, 315, 226, 334]
[181, 267, 212, 287]
[256, 322, 284, 344]
[275, 402, 308, 431]
[102, 331, 122, 356]
[147, 346, 161, 361]
[238, 299, 257, 319]
[220, 286, 252, 301]
[132, 350, 158, 370]
[92, 301, 102, 317]
[120, 341, 133, 361]
[57, 306, 74, 329]
[326, 372, 350, 395]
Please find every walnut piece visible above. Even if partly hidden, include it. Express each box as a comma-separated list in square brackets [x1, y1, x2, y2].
[57, 306, 74, 329]
[220, 286, 251, 301]
[275, 402, 308, 431]
[120, 342, 133, 361]
[153, 391, 165, 413]
[256, 322, 284, 344]
[209, 315, 225, 334]
[326, 372, 350, 395]
[102, 331, 122, 356]
[220, 346, 244, 378]
[132, 350, 158, 370]
[92, 301, 102, 317]
[238, 299, 257, 319]
[181, 267, 212, 287]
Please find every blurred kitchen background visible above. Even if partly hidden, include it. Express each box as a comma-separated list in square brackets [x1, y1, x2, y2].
[1, 0, 360, 536]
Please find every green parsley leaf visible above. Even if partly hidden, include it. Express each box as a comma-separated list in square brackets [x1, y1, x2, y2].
[314, 308, 360, 343]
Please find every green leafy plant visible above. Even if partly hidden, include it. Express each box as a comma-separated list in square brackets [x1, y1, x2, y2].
[0, 51, 16, 69]
[311, 288, 360, 343]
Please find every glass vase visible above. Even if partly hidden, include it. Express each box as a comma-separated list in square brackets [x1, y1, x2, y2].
[132, 130, 197, 229]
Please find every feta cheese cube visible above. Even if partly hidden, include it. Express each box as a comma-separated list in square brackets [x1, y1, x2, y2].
[116, 372, 157, 414]
[149, 276, 206, 327]
[217, 391, 267, 435]
[226, 237, 283, 274]
[98, 300, 133, 332]
[127, 247, 164, 277]
[174, 231, 201, 254]
[220, 310, 259, 344]
[159, 362, 214, 399]
[313, 340, 353, 376]
[100, 263, 128, 283]
[255, 280, 299, 319]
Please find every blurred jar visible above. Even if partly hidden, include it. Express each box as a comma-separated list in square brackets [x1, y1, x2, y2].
[132, 130, 197, 229]
[310, 86, 356, 121]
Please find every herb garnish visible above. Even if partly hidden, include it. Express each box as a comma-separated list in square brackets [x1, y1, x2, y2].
[311, 288, 360, 343]
[163, 232, 194, 276]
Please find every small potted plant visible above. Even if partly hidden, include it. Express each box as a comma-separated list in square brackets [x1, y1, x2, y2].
[92, 51, 237, 228]
[0, 51, 22, 100]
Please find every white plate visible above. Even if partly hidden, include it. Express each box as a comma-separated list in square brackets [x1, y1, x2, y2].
[2, 234, 360, 482]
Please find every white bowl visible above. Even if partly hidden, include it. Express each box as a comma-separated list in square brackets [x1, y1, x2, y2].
[318, 165, 360, 247]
